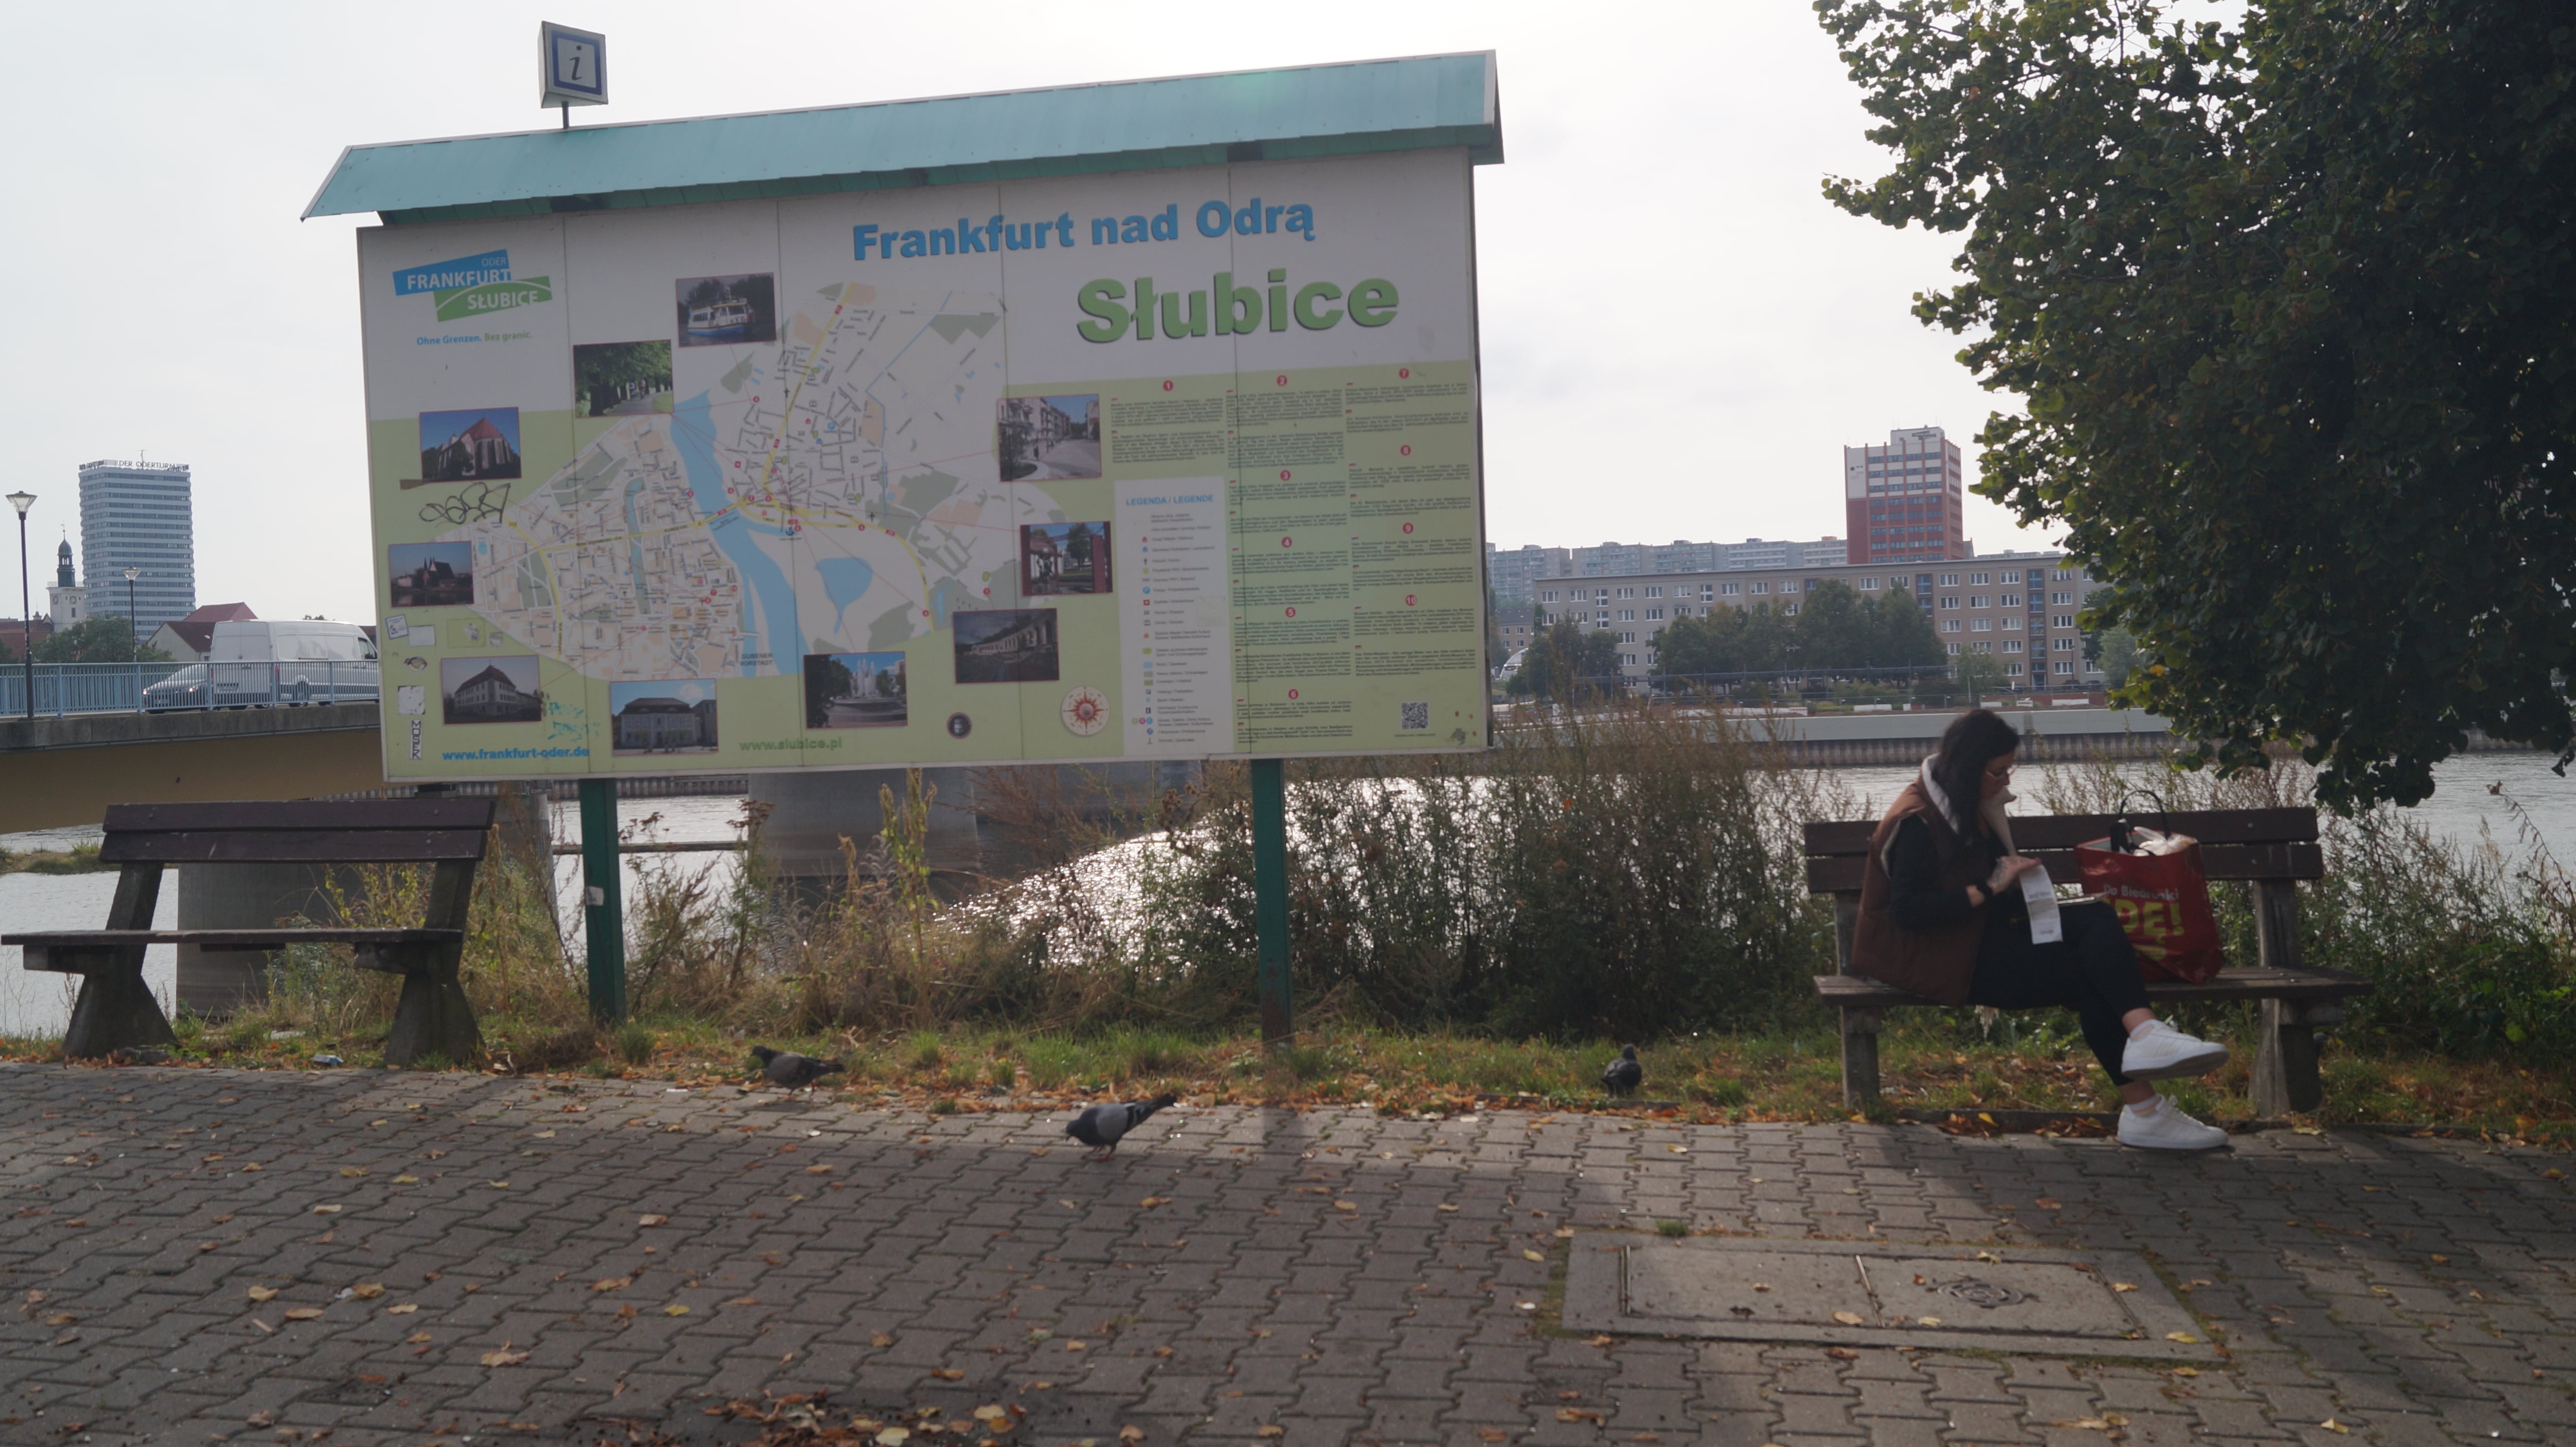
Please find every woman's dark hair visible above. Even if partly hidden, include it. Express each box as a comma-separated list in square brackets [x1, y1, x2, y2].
[1930, 708, 2022, 834]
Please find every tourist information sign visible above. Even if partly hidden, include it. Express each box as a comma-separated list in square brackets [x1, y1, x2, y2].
[331, 60, 1497, 783]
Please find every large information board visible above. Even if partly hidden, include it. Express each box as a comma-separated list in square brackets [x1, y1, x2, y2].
[357, 149, 1486, 779]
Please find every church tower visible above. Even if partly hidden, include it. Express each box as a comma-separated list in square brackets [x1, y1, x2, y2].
[46, 536, 85, 627]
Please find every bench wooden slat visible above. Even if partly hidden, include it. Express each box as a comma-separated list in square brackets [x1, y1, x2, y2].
[6, 929, 464, 948]
[1804, 807, 2318, 857]
[1805, 840, 2325, 893]
[99, 830, 492, 865]
[1816, 965, 2373, 1007]
[101, 799, 498, 833]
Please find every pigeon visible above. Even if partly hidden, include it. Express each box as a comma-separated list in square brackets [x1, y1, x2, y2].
[751, 1046, 845, 1090]
[1602, 1045, 1643, 1098]
[1065, 1094, 1177, 1159]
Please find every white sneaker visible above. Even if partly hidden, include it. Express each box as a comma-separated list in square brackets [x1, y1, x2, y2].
[2120, 1020, 2230, 1081]
[2119, 1099, 2229, 1151]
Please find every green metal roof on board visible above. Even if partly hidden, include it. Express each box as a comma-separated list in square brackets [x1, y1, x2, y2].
[304, 52, 1500, 224]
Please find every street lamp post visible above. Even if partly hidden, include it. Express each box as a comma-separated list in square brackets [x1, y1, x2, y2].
[6, 490, 33, 720]
[123, 567, 139, 649]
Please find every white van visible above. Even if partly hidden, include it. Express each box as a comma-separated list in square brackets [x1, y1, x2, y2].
[209, 620, 380, 706]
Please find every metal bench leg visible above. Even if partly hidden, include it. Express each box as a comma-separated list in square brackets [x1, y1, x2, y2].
[383, 958, 480, 1068]
[62, 960, 179, 1061]
[1841, 1008, 1883, 1111]
[2252, 1000, 2342, 1117]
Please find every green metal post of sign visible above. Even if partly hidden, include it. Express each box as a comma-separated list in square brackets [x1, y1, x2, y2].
[1250, 758, 1293, 1046]
[579, 777, 625, 1022]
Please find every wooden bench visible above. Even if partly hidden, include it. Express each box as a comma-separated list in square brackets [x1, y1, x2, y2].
[4, 799, 496, 1064]
[1804, 807, 2373, 1117]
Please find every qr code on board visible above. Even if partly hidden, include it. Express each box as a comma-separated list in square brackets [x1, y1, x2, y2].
[1400, 701, 1429, 732]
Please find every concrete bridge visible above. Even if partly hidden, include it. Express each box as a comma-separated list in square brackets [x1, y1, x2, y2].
[0, 703, 385, 834]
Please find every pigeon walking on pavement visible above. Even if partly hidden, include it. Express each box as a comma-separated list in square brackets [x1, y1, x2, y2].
[751, 1046, 845, 1090]
[1065, 1094, 1178, 1160]
[1602, 1045, 1643, 1098]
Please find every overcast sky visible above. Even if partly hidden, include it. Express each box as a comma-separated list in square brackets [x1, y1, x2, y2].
[0, 0, 2049, 624]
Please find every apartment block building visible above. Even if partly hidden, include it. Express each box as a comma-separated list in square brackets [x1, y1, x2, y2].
[1484, 544, 1569, 600]
[1533, 550, 2102, 687]
[1843, 426, 1968, 566]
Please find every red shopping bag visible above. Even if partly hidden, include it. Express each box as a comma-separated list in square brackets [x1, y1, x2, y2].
[2075, 835, 2226, 983]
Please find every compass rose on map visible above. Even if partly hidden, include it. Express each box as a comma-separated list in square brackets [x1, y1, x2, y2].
[1060, 685, 1108, 736]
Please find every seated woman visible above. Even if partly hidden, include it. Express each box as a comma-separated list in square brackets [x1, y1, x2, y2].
[1851, 708, 2231, 1150]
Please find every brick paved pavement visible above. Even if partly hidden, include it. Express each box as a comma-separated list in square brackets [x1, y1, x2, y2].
[1, 1065, 2570, 1446]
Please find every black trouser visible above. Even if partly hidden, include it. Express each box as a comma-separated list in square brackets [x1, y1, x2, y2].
[1965, 899, 2151, 1085]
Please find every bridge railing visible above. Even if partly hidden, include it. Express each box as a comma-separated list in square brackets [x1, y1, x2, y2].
[0, 661, 381, 717]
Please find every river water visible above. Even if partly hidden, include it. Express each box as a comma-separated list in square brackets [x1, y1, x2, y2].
[5, 755, 2571, 1039]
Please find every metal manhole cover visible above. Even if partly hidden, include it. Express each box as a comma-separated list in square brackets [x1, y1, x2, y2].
[1937, 1277, 2027, 1309]
[1563, 1235, 2218, 1361]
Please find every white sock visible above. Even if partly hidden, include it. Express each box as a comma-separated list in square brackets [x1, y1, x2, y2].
[2128, 1018, 2160, 1040]
[2125, 1095, 2162, 1116]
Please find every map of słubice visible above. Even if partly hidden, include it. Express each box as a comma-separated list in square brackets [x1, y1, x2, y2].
[450, 284, 1020, 680]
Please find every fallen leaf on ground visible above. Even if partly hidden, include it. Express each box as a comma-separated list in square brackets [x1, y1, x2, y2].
[406, 1331, 433, 1343]
[871, 1333, 894, 1347]
[246, 1411, 275, 1427]
[2034, 1198, 2062, 1210]
[1064, 1340, 1087, 1351]
[480, 1349, 530, 1367]
[350, 1283, 385, 1300]
[1152, 1346, 1173, 1357]
[663, 1303, 690, 1317]
[594, 1277, 631, 1292]
[1555, 1408, 1603, 1422]
[1140, 1196, 1169, 1208]
[974, 1406, 1009, 1423]
[1825, 1348, 1858, 1361]
[486, 1181, 510, 1189]
[638, 1214, 668, 1226]
[44, 1313, 74, 1326]
[393, 1175, 420, 1184]
[311, 1205, 342, 1215]
[2319, 1421, 2350, 1435]
[387, 1303, 418, 1315]
[1118, 1431, 1145, 1445]
[283, 1308, 325, 1321]
[875, 1431, 909, 1447]
[1832, 1311, 1864, 1325]
[246, 1286, 277, 1303]
[1589, 1335, 1614, 1347]
[1523, 1251, 1545, 1263]
[2166, 1332, 2201, 1343]
[1257, 1428, 1284, 1439]
[2111, 1282, 2138, 1292]
[1919, 1316, 1943, 1327]
[339, 1167, 369, 1178]
[1478, 1432, 1507, 1443]
[932, 1368, 964, 1380]
[1437, 1204, 1460, 1213]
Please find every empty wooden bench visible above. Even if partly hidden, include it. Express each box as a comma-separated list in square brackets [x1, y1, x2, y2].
[1804, 807, 2373, 1117]
[4, 798, 497, 1064]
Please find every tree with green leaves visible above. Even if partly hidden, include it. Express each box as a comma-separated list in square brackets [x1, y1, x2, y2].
[32, 616, 169, 664]
[1953, 649, 2007, 703]
[1818, 0, 2576, 809]
[1507, 619, 1622, 700]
